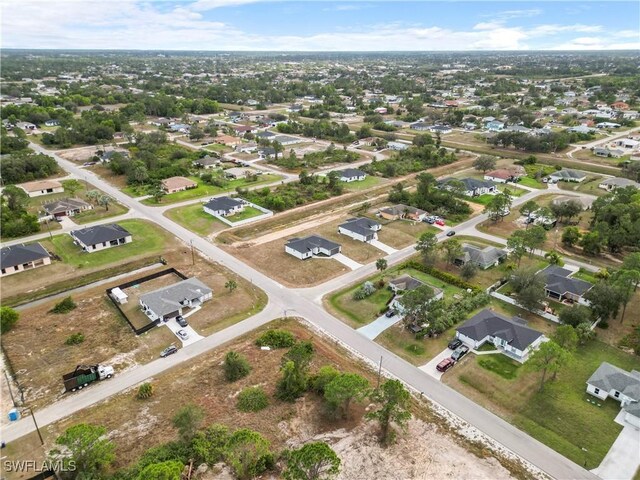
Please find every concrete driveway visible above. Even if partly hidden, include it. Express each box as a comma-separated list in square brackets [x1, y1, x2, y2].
[592, 411, 640, 480]
[370, 239, 397, 254]
[332, 253, 362, 270]
[419, 347, 454, 381]
[357, 312, 400, 340]
[163, 316, 204, 347]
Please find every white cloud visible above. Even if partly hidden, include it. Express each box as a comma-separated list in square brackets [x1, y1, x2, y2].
[0, 0, 635, 52]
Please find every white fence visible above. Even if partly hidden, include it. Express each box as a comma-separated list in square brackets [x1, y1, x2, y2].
[490, 291, 560, 323]
[206, 199, 273, 227]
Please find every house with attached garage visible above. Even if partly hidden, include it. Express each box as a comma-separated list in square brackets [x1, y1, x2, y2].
[378, 204, 428, 222]
[16, 179, 64, 197]
[272, 135, 300, 146]
[285, 235, 341, 260]
[586, 362, 640, 428]
[43, 198, 92, 219]
[548, 169, 587, 183]
[388, 274, 444, 314]
[483, 169, 524, 184]
[70, 223, 132, 253]
[537, 265, 593, 305]
[161, 176, 197, 194]
[140, 278, 213, 322]
[203, 196, 245, 217]
[454, 243, 507, 270]
[338, 217, 382, 243]
[193, 155, 220, 169]
[594, 147, 624, 159]
[0, 243, 51, 277]
[438, 177, 497, 197]
[456, 309, 546, 363]
[337, 168, 366, 182]
[598, 177, 640, 191]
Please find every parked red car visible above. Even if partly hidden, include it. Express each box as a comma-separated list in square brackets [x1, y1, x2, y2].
[435, 219, 445, 226]
[436, 357, 455, 372]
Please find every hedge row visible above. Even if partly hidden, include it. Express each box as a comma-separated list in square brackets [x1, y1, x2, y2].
[401, 261, 483, 294]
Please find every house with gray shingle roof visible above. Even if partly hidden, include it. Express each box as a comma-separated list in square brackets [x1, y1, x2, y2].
[0, 243, 51, 277]
[70, 223, 132, 253]
[139, 277, 213, 322]
[537, 265, 593, 305]
[438, 177, 497, 197]
[203, 196, 245, 217]
[285, 235, 341, 260]
[548, 169, 587, 183]
[388, 275, 444, 315]
[598, 177, 640, 192]
[587, 362, 640, 427]
[456, 309, 546, 362]
[338, 217, 381, 243]
[454, 243, 507, 270]
[337, 168, 367, 183]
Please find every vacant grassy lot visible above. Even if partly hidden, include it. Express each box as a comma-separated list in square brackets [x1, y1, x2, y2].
[47, 220, 173, 269]
[343, 176, 386, 191]
[223, 238, 349, 288]
[164, 203, 227, 237]
[142, 174, 282, 205]
[557, 175, 607, 197]
[377, 324, 452, 366]
[445, 341, 640, 469]
[73, 201, 128, 224]
[375, 218, 440, 249]
[2, 253, 267, 410]
[517, 176, 546, 189]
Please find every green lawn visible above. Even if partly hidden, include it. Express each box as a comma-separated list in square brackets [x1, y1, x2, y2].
[164, 203, 226, 236]
[477, 354, 520, 380]
[343, 176, 384, 191]
[518, 176, 546, 189]
[227, 206, 264, 222]
[449, 340, 640, 469]
[72, 202, 129, 224]
[47, 220, 172, 268]
[142, 175, 282, 205]
[327, 265, 462, 328]
[376, 324, 452, 366]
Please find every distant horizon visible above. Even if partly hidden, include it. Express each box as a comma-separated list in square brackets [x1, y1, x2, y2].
[2, 1, 638, 51]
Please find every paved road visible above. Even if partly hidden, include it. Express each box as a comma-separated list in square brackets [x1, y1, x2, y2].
[1, 143, 602, 480]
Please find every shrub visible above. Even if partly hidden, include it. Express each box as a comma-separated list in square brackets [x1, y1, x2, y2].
[309, 365, 340, 394]
[0, 307, 19, 332]
[51, 296, 77, 314]
[224, 351, 251, 382]
[236, 387, 269, 412]
[255, 329, 295, 349]
[65, 332, 85, 345]
[137, 382, 154, 400]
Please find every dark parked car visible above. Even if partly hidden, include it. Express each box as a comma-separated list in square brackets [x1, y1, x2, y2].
[160, 345, 178, 358]
[175, 315, 188, 327]
[436, 357, 455, 373]
[385, 310, 396, 318]
[448, 338, 462, 350]
[446, 230, 456, 237]
[451, 345, 470, 361]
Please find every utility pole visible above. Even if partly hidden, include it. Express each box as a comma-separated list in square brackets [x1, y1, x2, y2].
[190, 239, 195, 266]
[376, 356, 383, 389]
[28, 407, 44, 446]
[45, 218, 53, 240]
[3, 370, 16, 407]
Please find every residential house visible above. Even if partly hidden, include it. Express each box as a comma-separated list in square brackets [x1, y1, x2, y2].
[428, 125, 452, 134]
[485, 121, 505, 132]
[378, 204, 427, 222]
[162, 176, 197, 194]
[550, 195, 593, 210]
[140, 277, 213, 322]
[598, 177, 640, 191]
[548, 169, 587, 183]
[586, 362, 640, 428]
[169, 123, 190, 134]
[594, 147, 625, 158]
[0, 243, 51, 277]
[285, 235, 341, 260]
[255, 131, 276, 140]
[611, 102, 630, 111]
[454, 244, 507, 270]
[233, 125, 256, 135]
[287, 104, 303, 113]
[70, 223, 132, 253]
[337, 168, 367, 182]
[537, 265, 593, 305]
[100, 150, 130, 163]
[386, 141, 409, 151]
[203, 196, 245, 217]
[439, 177, 497, 197]
[596, 122, 621, 129]
[236, 142, 258, 153]
[43, 198, 92, 219]
[16, 122, 36, 131]
[271, 135, 300, 146]
[456, 309, 546, 363]
[214, 134, 242, 146]
[338, 217, 382, 243]
[224, 167, 259, 179]
[374, 107, 388, 114]
[16, 179, 64, 198]
[193, 155, 220, 169]
[410, 122, 430, 131]
[44, 119, 60, 127]
[388, 274, 444, 314]
[614, 138, 640, 150]
[483, 169, 523, 184]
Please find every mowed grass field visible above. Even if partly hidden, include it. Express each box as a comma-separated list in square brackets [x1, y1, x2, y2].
[445, 340, 640, 469]
[165, 203, 227, 237]
[47, 220, 173, 269]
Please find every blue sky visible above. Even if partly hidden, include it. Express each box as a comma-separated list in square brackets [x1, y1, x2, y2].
[2, 1, 639, 51]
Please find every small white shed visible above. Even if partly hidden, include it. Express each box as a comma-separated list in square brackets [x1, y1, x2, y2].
[111, 287, 128, 304]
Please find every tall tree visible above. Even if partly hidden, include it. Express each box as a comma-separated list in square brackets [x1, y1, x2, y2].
[172, 404, 204, 442]
[51, 424, 115, 478]
[561, 227, 581, 248]
[519, 200, 540, 221]
[552, 325, 578, 352]
[526, 341, 572, 391]
[375, 258, 388, 273]
[415, 232, 438, 266]
[367, 379, 412, 446]
[484, 191, 512, 222]
[398, 285, 436, 326]
[584, 281, 621, 324]
[440, 238, 464, 265]
[324, 373, 370, 419]
[507, 230, 528, 266]
[613, 270, 640, 323]
[472, 155, 497, 173]
[284, 442, 341, 480]
[510, 266, 545, 312]
[224, 429, 273, 480]
[0, 306, 19, 332]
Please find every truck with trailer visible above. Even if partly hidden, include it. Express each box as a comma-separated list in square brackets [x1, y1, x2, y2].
[62, 364, 114, 392]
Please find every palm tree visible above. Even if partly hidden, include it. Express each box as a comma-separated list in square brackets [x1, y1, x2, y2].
[98, 195, 111, 211]
[225, 280, 238, 293]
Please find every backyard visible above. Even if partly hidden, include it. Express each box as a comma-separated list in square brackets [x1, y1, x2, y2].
[164, 203, 227, 237]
